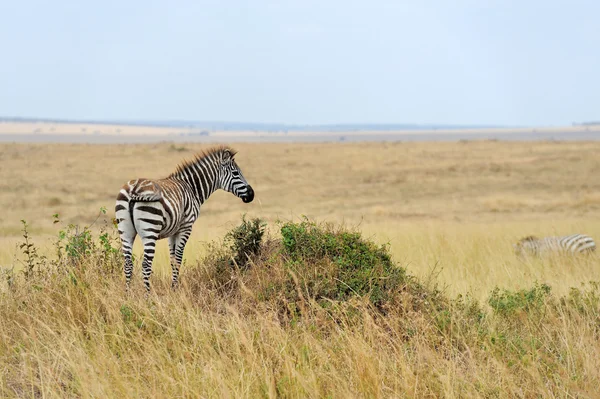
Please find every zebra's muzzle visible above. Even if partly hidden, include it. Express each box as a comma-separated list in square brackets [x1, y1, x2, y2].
[242, 185, 254, 203]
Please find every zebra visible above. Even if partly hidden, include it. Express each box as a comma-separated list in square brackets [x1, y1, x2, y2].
[115, 145, 254, 292]
[513, 234, 596, 257]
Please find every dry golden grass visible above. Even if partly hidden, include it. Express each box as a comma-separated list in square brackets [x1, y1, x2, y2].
[1, 140, 600, 397]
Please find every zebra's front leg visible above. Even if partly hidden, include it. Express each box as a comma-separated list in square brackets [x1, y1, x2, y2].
[141, 237, 157, 293]
[168, 235, 178, 289]
[169, 226, 192, 289]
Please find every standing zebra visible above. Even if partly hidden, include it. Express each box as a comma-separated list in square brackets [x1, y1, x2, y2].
[514, 234, 596, 257]
[115, 146, 254, 292]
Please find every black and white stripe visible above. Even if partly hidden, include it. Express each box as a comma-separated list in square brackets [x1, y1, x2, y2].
[514, 234, 596, 256]
[115, 146, 254, 292]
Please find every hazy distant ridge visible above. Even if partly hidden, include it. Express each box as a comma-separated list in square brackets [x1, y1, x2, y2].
[0, 116, 507, 132]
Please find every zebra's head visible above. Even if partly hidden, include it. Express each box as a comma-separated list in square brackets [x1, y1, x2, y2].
[218, 149, 254, 203]
[513, 242, 524, 256]
[514, 236, 538, 257]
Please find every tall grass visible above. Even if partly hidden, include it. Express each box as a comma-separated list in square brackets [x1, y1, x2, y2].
[1, 217, 599, 398]
[365, 220, 600, 302]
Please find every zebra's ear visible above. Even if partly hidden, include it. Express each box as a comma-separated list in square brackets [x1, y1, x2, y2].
[221, 149, 232, 164]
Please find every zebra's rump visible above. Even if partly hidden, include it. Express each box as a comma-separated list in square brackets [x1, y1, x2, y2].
[115, 178, 197, 241]
[115, 180, 165, 235]
[559, 234, 596, 253]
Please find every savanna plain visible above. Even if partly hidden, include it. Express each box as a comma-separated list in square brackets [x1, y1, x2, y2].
[1, 140, 599, 398]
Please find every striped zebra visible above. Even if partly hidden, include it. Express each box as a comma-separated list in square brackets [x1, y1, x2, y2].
[115, 146, 254, 292]
[514, 234, 596, 257]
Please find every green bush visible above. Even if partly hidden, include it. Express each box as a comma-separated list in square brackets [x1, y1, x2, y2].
[279, 219, 407, 307]
[488, 283, 551, 316]
[17, 209, 122, 281]
[54, 209, 121, 274]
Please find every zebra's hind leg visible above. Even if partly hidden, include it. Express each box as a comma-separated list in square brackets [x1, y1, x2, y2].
[123, 251, 135, 291]
[116, 218, 137, 290]
[169, 226, 192, 289]
[141, 236, 157, 293]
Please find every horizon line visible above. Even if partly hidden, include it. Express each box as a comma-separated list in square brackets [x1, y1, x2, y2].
[0, 116, 525, 129]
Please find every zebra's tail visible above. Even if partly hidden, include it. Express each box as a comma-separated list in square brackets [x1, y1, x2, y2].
[126, 192, 162, 236]
[116, 187, 136, 237]
[128, 199, 137, 235]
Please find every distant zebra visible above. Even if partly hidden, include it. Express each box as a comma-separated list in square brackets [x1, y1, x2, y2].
[514, 234, 596, 257]
[115, 146, 254, 292]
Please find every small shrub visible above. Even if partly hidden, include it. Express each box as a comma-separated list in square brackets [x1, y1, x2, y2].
[13, 209, 122, 290]
[224, 216, 266, 269]
[187, 217, 266, 295]
[488, 283, 551, 316]
[54, 208, 121, 273]
[168, 144, 188, 152]
[58, 224, 94, 264]
[19, 219, 46, 279]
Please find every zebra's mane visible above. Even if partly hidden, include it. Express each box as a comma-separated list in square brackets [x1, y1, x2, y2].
[169, 145, 238, 177]
[519, 235, 539, 242]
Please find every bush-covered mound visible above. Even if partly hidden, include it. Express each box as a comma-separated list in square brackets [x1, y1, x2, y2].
[188, 217, 447, 324]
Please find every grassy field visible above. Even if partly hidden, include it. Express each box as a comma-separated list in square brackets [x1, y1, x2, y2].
[1, 140, 599, 298]
[1, 140, 600, 397]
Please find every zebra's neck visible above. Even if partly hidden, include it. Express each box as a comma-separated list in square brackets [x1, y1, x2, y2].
[171, 156, 221, 204]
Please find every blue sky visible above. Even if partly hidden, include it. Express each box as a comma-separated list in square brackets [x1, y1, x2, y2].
[0, 0, 598, 126]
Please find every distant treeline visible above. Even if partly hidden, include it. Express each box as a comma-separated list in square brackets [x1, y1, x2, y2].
[573, 121, 600, 126]
[0, 116, 504, 132]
